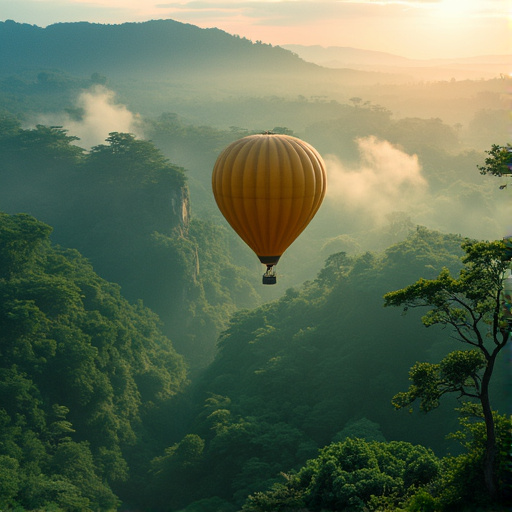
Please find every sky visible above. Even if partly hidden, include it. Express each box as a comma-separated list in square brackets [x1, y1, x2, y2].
[0, 0, 510, 59]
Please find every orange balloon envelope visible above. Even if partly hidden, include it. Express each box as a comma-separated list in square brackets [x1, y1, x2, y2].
[212, 133, 327, 282]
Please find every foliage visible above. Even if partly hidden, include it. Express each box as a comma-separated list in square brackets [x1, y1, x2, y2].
[387, 406, 512, 512]
[242, 437, 440, 512]
[0, 212, 187, 510]
[332, 417, 386, 443]
[242, 409, 511, 512]
[436, 404, 512, 510]
[391, 350, 486, 412]
[178, 497, 237, 512]
[478, 143, 512, 177]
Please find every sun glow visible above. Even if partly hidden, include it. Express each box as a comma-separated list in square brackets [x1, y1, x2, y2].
[434, 0, 492, 17]
[1, 0, 508, 59]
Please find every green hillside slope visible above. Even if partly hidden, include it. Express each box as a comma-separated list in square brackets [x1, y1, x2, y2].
[0, 211, 188, 510]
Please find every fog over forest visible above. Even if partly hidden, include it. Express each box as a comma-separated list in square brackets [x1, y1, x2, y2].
[32, 81, 511, 288]
[0, 18, 511, 512]
[37, 86, 144, 148]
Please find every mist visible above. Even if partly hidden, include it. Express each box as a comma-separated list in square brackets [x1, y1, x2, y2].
[37, 85, 142, 148]
[325, 136, 427, 225]
[322, 136, 510, 244]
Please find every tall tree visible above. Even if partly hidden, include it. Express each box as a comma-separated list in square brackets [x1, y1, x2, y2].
[383, 239, 511, 501]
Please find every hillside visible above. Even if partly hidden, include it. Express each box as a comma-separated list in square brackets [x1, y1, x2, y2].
[0, 19, 300, 76]
[0, 19, 401, 87]
[0, 211, 188, 510]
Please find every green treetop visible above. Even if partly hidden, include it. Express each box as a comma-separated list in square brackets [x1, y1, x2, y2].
[478, 143, 512, 178]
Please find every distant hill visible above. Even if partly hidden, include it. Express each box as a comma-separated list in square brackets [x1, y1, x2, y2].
[0, 19, 406, 86]
[0, 19, 306, 77]
[281, 44, 510, 80]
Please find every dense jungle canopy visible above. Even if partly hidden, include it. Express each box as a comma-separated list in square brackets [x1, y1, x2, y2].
[0, 19, 510, 511]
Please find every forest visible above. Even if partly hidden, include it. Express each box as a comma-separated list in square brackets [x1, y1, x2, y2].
[0, 18, 511, 512]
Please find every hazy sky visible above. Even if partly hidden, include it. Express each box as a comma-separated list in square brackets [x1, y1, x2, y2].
[1, 0, 509, 58]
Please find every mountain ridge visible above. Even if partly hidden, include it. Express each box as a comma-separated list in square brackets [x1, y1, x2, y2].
[0, 19, 317, 76]
[0, 19, 408, 86]
[1, 19, 506, 84]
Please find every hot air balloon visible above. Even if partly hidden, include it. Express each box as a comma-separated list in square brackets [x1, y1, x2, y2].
[212, 132, 327, 284]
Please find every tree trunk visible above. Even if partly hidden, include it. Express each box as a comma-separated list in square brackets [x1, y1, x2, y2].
[481, 358, 497, 501]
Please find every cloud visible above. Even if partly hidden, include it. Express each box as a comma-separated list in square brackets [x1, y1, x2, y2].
[155, 1, 430, 25]
[150, 1, 507, 58]
[325, 136, 428, 224]
[323, 136, 510, 241]
[37, 86, 143, 148]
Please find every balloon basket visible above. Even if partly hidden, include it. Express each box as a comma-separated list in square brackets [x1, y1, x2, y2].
[262, 266, 277, 285]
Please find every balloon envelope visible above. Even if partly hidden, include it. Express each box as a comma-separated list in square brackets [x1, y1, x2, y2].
[212, 133, 327, 266]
